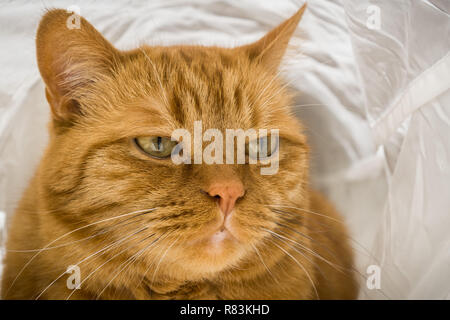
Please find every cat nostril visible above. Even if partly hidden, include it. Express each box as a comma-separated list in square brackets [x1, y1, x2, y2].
[201, 189, 221, 199]
[203, 180, 245, 216]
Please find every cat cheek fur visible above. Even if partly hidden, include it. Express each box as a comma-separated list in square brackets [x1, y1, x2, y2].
[2, 5, 358, 299]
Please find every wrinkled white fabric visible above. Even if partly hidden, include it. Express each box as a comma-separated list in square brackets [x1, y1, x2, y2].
[0, 0, 448, 299]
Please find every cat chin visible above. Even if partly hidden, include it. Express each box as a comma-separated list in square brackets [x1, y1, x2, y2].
[210, 229, 232, 243]
[192, 229, 239, 254]
[174, 230, 247, 274]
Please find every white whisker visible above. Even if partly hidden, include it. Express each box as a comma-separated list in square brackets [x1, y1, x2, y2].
[95, 233, 168, 300]
[251, 243, 278, 284]
[140, 48, 170, 109]
[150, 235, 181, 287]
[267, 204, 342, 224]
[34, 217, 154, 299]
[264, 228, 344, 273]
[65, 232, 156, 300]
[269, 239, 319, 300]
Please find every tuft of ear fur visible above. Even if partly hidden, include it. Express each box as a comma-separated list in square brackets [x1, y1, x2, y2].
[240, 4, 306, 73]
[36, 9, 121, 122]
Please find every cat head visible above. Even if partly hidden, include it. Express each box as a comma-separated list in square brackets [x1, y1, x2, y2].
[36, 6, 309, 279]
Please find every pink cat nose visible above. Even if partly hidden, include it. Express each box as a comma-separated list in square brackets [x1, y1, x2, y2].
[205, 180, 245, 217]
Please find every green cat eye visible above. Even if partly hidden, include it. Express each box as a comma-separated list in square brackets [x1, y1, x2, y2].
[134, 136, 177, 159]
[247, 136, 279, 160]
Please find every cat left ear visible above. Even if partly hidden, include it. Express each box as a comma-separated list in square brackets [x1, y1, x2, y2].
[240, 4, 306, 73]
[36, 9, 121, 123]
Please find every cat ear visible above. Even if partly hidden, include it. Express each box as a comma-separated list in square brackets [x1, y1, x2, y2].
[36, 9, 121, 122]
[240, 4, 306, 73]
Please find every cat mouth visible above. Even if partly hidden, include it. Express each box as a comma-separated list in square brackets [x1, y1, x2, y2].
[203, 227, 240, 257]
[186, 210, 241, 247]
[195, 223, 240, 248]
[211, 210, 240, 242]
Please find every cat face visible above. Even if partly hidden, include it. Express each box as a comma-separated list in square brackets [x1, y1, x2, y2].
[36, 7, 308, 278]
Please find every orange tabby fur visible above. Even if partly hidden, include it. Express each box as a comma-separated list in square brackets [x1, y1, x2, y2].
[2, 6, 358, 299]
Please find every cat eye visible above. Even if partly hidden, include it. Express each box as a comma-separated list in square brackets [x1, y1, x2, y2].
[246, 136, 279, 160]
[134, 136, 177, 159]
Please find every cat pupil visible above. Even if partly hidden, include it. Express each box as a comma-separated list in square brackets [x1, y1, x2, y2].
[150, 136, 163, 152]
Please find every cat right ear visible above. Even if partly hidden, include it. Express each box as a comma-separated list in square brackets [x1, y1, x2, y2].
[239, 4, 306, 73]
[36, 9, 121, 123]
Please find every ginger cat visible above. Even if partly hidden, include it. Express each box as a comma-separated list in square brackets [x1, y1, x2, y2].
[2, 5, 358, 299]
